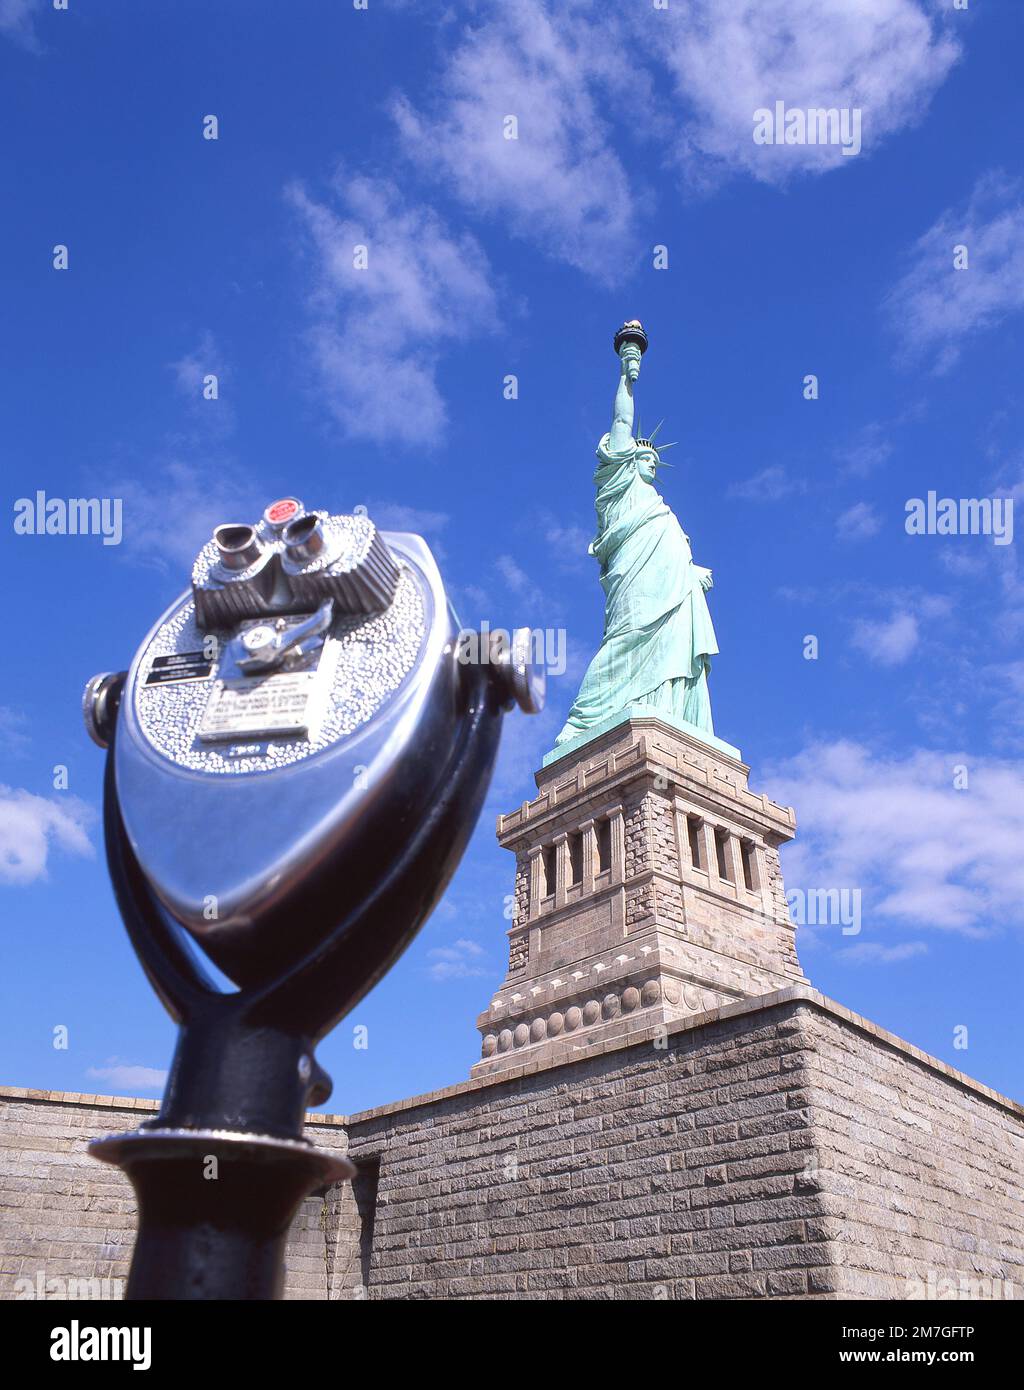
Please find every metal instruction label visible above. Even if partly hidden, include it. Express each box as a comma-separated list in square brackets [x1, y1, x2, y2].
[146, 651, 213, 685]
[198, 669, 327, 741]
[196, 629, 337, 744]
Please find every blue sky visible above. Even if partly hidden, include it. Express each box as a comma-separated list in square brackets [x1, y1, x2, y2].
[2, 0, 1023, 1114]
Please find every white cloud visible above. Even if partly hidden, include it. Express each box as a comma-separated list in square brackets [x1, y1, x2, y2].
[543, 516, 592, 570]
[452, 582, 492, 614]
[766, 740, 1024, 936]
[86, 1060, 168, 1092]
[490, 550, 569, 635]
[392, 1, 636, 278]
[938, 548, 988, 579]
[847, 589, 951, 667]
[278, 1, 962, 463]
[0, 786, 94, 885]
[0, 0, 40, 52]
[364, 500, 450, 560]
[884, 171, 1024, 372]
[454, 937, 484, 956]
[0, 707, 30, 756]
[390, 2, 959, 281]
[288, 173, 498, 445]
[169, 332, 219, 397]
[727, 465, 806, 502]
[837, 501, 882, 541]
[364, 502, 449, 537]
[838, 940, 928, 966]
[427, 937, 489, 981]
[103, 457, 265, 572]
[495, 554, 532, 594]
[545, 523, 590, 550]
[916, 462, 1024, 665]
[984, 660, 1024, 751]
[91, 334, 263, 572]
[836, 424, 893, 478]
[165, 332, 235, 440]
[485, 698, 566, 813]
[640, 0, 958, 187]
[850, 609, 919, 665]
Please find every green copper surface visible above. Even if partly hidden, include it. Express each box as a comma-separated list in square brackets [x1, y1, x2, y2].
[551, 325, 722, 757]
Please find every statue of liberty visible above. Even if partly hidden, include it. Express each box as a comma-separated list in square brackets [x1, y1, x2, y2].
[554, 321, 719, 750]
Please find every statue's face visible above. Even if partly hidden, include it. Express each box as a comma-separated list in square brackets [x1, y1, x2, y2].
[635, 446, 658, 479]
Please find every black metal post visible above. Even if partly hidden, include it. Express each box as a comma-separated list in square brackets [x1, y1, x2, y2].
[89, 659, 508, 1298]
[98, 1131, 352, 1301]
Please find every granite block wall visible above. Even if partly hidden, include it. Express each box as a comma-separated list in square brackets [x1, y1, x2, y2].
[0, 1090, 351, 1301]
[797, 1006, 1024, 1299]
[339, 992, 1023, 1300]
[2, 990, 1021, 1301]
[341, 998, 832, 1300]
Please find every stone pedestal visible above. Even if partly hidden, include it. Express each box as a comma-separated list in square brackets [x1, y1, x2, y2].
[472, 715, 806, 1078]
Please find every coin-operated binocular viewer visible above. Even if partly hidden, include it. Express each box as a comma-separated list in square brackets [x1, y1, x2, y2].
[83, 498, 543, 1300]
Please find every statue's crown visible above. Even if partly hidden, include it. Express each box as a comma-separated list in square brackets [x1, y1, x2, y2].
[634, 420, 676, 461]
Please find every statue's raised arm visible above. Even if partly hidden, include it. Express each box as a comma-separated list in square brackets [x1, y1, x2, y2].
[608, 320, 647, 454]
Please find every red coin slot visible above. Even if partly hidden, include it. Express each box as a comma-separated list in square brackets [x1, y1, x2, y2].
[266, 498, 301, 525]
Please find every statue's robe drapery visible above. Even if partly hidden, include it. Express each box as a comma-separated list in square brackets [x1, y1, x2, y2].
[555, 433, 718, 746]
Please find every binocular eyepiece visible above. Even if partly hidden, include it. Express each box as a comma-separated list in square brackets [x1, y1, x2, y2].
[196, 499, 401, 628]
